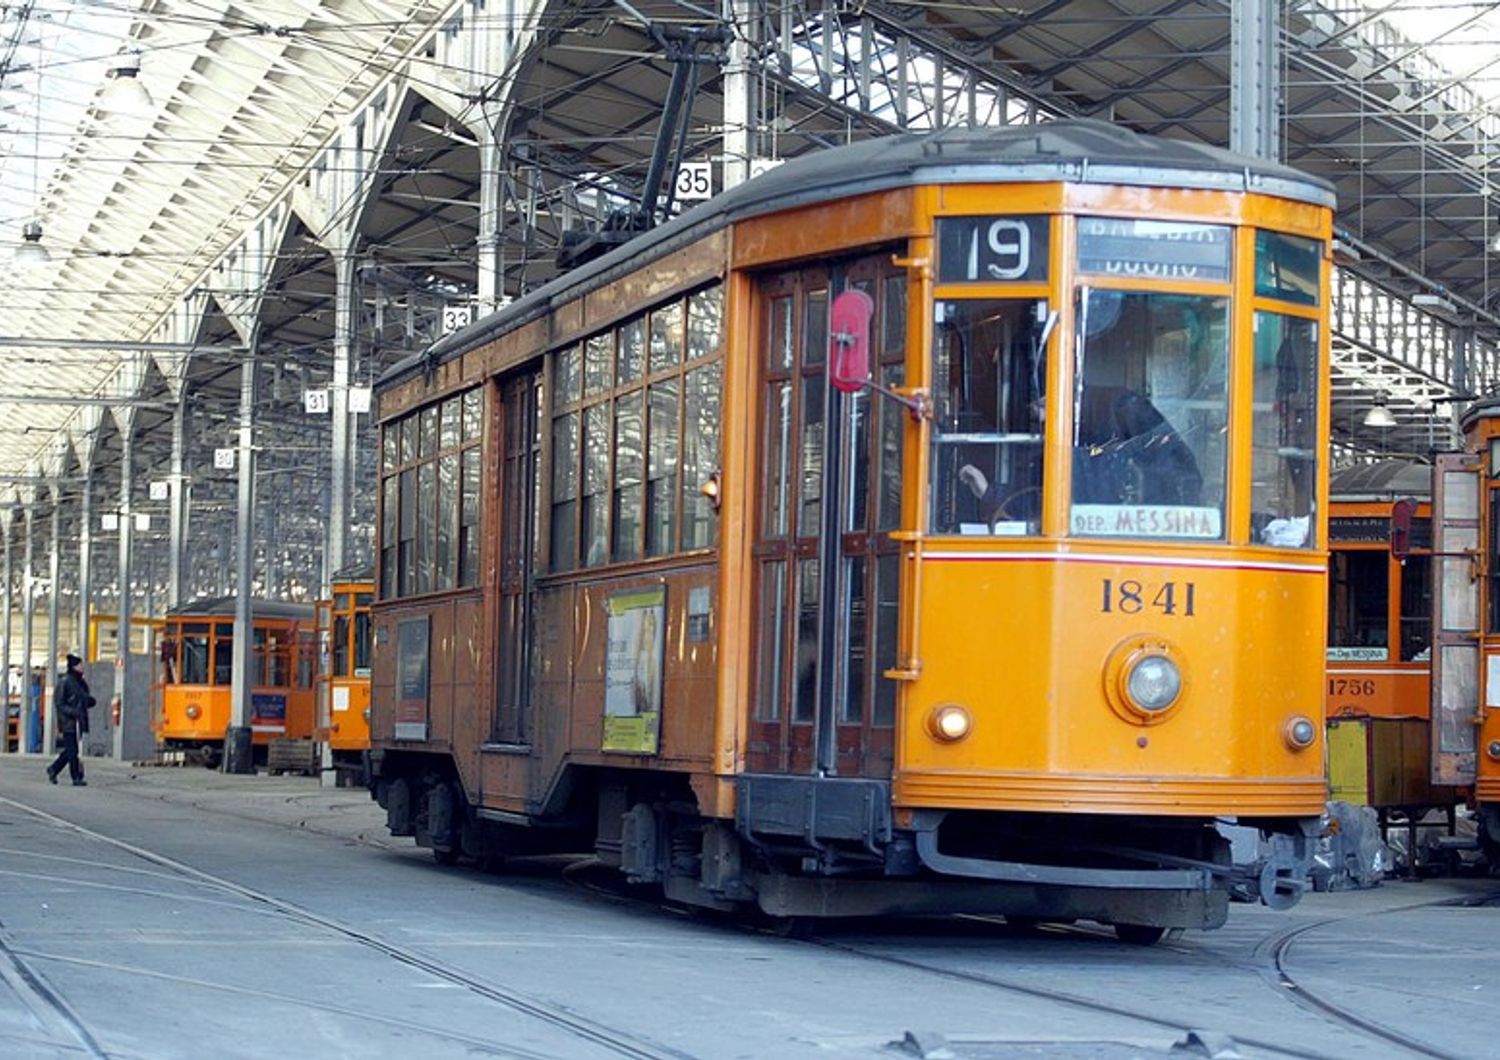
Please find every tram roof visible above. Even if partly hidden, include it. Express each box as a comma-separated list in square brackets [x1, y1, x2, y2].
[165, 598, 317, 622]
[1329, 460, 1432, 500]
[329, 563, 375, 585]
[1460, 396, 1500, 433]
[383, 120, 1334, 393]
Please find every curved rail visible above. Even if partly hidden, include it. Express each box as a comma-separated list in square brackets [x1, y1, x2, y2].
[0, 794, 688, 1060]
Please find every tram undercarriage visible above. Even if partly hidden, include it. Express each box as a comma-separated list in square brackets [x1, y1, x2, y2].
[372, 754, 1315, 939]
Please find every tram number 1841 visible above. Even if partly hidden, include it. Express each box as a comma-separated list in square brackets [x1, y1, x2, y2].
[1100, 579, 1197, 616]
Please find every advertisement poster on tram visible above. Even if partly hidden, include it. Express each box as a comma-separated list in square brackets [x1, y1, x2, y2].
[602, 587, 665, 754]
[395, 617, 429, 741]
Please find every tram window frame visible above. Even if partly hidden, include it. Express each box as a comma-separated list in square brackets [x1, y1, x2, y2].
[548, 284, 725, 573]
[1328, 549, 1391, 657]
[377, 386, 486, 600]
[928, 296, 1050, 537]
[179, 622, 210, 685]
[1069, 284, 1232, 542]
[1250, 227, 1323, 550]
[1399, 553, 1433, 662]
[1250, 311, 1319, 549]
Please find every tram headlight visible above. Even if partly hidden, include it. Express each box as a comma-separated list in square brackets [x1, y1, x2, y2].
[1123, 654, 1181, 713]
[185, 704, 201, 721]
[1486, 739, 1500, 762]
[927, 704, 972, 742]
[1284, 715, 1318, 751]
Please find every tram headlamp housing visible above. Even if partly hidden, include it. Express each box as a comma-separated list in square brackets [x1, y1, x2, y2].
[927, 704, 972, 742]
[1284, 715, 1318, 751]
[185, 704, 201, 721]
[1123, 654, 1181, 713]
[1486, 739, 1500, 762]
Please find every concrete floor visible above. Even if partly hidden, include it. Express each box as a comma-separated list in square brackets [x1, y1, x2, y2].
[0, 757, 1492, 1060]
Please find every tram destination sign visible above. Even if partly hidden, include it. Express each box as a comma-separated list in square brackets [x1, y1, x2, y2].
[1076, 218, 1231, 282]
[1329, 515, 1432, 550]
[937, 216, 1050, 284]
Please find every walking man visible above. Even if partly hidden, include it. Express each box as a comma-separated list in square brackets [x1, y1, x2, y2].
[46, 654, 94, 787]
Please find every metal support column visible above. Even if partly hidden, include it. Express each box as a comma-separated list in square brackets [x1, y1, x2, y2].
[113, 430, 134, 761]
[77, 478, 92, 668]
[44, 496, 60, 756]
[1, 530, 12, 752]
[1230, 0, 1280, 160]
[20, 507, 35, 753]
[721, 0, 754, 191]
[168, 400, 188, 609]
[329, 252, 355, 583]
[476, 111, 505, 316]
[225, 332, 258, 774]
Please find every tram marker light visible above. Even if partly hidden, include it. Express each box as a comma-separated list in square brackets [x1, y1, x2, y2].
[828, 288, 874, 393]
[1285, 716, 1317, 751]
[927, 704, 972, 742]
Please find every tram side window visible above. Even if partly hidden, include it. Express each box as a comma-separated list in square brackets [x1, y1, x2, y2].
[333, 614, 350, 678]
[378, 386, 486, 599]
[354, 600, 372, 677]
[550, 284, 724, 571]
[1328, 551, 1389, 655]
[214, 626, 233, 686]
[930, 298, 1047, 535]
[1071, 289, 1229, 540]
[180, 623, 210, 685]
[1400, 556, 1432, 662]
[1251, 313, 1319, 548]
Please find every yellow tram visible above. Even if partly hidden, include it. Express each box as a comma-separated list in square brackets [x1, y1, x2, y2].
[316, 566, 373, 783]
[368, 121, 1333, 940]
[153, 598, 317, 767]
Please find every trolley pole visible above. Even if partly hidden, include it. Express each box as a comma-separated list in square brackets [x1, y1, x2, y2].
[224, 330, 259, 775]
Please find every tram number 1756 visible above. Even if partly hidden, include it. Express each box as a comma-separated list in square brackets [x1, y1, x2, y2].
[1100, 579, 1196, 616]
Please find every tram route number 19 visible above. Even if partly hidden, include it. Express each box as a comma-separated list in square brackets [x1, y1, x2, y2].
[1100, 579, 1196, 616]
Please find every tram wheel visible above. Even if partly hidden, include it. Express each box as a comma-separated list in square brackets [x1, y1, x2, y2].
[762, 914, 817, 940]
[1113, 923, 1166, 946]
[432, 847, 460, 866]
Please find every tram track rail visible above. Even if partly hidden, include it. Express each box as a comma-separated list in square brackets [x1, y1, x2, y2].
[0, 793, 691, 1060]
[14, 773, 1492, 1060]
[1256, 889, 1500, 1060]
[0, 922, 109, 1059]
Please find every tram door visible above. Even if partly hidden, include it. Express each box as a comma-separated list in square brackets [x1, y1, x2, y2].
[748, 256, 906, 778]
[494, 369, 542, 747]
[1430, 452, 1481, 786]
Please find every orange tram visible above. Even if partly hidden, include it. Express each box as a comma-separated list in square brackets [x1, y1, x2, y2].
[1432, 400, 1500, 865]
[1324, 464, 1465, 863]
[316, 566, 374, 784]
[367, 121, 1334, 941]
[154, 598, 317, 767]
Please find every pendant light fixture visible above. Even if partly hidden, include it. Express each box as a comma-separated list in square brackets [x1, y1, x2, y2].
[1363, 393, 1397, 430]
[99, 50, 153, 119]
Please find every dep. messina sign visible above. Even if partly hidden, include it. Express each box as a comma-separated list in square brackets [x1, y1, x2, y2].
[1071, 504, 1222, 539]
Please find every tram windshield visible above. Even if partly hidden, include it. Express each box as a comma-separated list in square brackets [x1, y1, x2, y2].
[929, 298, 1048, 535]
[1071, 289, 1229, 540]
